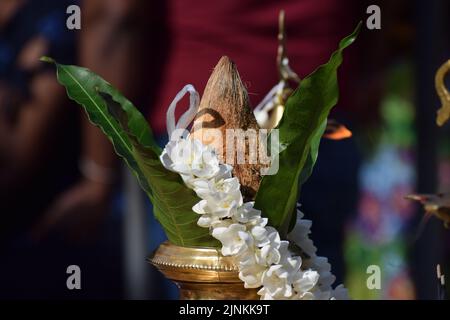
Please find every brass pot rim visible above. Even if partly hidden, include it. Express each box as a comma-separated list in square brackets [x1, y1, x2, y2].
[148, 241, 241, 283]
[148, 241, 260, 299]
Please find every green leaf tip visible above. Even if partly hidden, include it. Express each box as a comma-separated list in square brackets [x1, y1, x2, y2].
[40, 56, 55, 64]
[254, 22, 361, 236]
[344, 21, 362, 45]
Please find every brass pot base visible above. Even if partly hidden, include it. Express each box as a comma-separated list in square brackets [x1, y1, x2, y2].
[148, 241, 259, 300]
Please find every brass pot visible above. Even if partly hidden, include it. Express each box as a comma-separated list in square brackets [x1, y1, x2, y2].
[148, 241, 259, 300]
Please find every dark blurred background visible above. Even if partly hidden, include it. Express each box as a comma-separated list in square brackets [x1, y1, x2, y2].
[0, 0, 449, 299]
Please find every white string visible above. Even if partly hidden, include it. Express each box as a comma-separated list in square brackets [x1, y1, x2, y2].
[254, 81, 284, 113]
[253, 81, 285, 126]
[253, 56, 300, 122]
[166, 84, 200, 138]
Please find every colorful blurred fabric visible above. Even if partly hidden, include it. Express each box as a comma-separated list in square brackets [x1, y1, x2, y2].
[344, 63, 417, 299]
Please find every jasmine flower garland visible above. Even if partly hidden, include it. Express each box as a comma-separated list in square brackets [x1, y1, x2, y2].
[160, 137, 349, 300]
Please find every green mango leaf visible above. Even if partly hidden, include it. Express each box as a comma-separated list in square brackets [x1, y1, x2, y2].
[99, 92, 218, 247]
[254, 23, 361, 237]
[42, 57, 217, 247]
[298, 119, 327, 186]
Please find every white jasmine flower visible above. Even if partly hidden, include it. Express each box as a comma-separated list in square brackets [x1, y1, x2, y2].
[296, 205, 304, 219]
[278, 241, 302, 276]
[257, 291, 275, 300]
[160, 140, 179, 170]
[239, 263, 266, 289]
[296, 219, 312, 237]
[190, 145, 219, 178]
[215, 163, 233, 179]
[193, 163, 232, 181]
[238, 254, 266, 289]
[249, 216, 269, 229]
[196, 214, 221, 228]
[296, 237, 317, 258]
[193, 176, 241, 200]
[257, 227, 281, 265]
[288, 217, 317, 257]
[313, 289, 332, 300]
[257, 291, 276, 300]
[212, 219, 234, 229]
[313, 256, 332, 272]
[331, 284, 349, 300]
[192, 199, 208, 214]
[233, 202, 262, 224]
[210, 191, 243, 218]
[160, 138, 220, 181]
[160, 139, 194, 174]
[293, 269, 319, 294]
[294, 291, 316, 300]
[233, 202, 268, 232]
[212, 223, 250, 256]
[259, 265, 293, 299]
[318, 273, 335, 289]
[311, 256, 336, 289]
[250, 226, 270, 247]
[192, 189, 243, 219]
[288, 217, 312, 241]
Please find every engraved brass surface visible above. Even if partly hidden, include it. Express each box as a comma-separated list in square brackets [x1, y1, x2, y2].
[148, 241, 259, 300]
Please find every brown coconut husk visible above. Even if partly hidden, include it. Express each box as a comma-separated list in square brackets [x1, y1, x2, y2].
[190, 56, 262, 200]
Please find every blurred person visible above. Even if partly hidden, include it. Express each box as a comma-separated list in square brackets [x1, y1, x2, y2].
[0, 0, 172, 299]
[0, 0, 80, 297]
[28, 0, 171, 299]
[30, 0, 148, 243]
[34, 0, 168, 241]
[0, 0, 78, 241]
[0, 0, 125, 299]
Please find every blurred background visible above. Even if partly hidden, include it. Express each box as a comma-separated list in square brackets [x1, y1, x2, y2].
[0, 0, 449, 299]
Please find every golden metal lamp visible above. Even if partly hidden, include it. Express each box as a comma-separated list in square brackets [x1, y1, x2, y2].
[436, 59, 450, 126]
